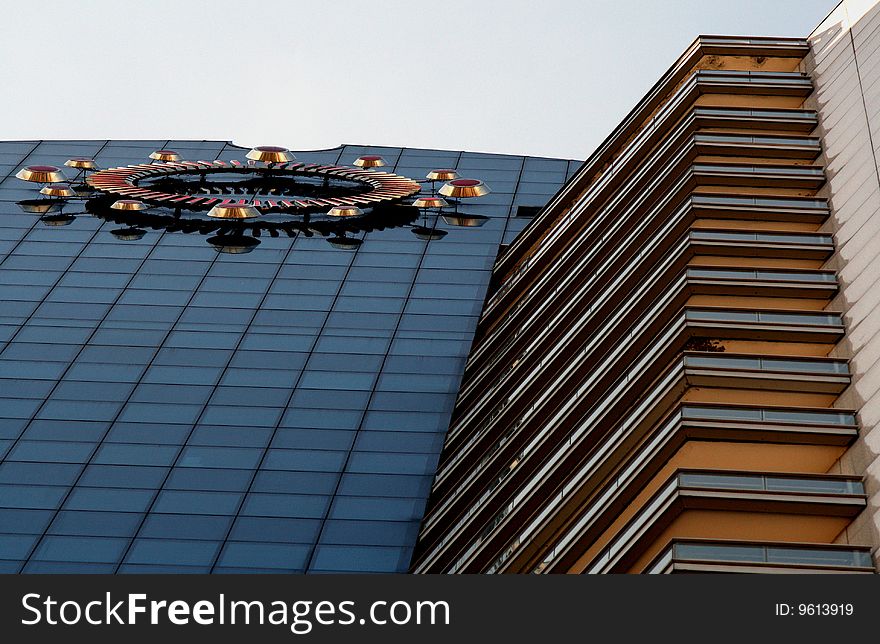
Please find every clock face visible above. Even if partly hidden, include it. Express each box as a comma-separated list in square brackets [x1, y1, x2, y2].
[86, 160, 422, 215]
[16, 148, 492, 253]
[78, 159, 425, 251]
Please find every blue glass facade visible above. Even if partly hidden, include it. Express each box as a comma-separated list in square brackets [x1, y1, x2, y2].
[0, 139, 577, 573]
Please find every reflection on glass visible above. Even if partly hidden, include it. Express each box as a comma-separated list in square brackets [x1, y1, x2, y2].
[681, 406, 762, 421]
[694, 107, 816, 121]
[691, 195, 828, 210]
[761, 409, 855, 425]
[673, 543, 873, 568]
[681, 405, 856, 426]
[764, 477, 862, 495]
[694, 163, 823, 175]
[676, 543, 761, 562]
[689, 230, 832, 245]
[678, 471, 864, 495]
[679, 472, 764, 491]
[696, 70, 811, 85]
[687, 267, 836, 282]
[686, 309, 842, 326]
[694, 134, 819, 147]
[684, 354, 848, 375]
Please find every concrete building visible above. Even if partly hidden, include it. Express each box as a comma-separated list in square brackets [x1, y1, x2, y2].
[414, 1, 880, 574]
[808, 0, 880, 570]
[2, 0, 880, 575]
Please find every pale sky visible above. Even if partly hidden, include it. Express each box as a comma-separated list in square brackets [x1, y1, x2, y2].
[1, 0, 836, 160]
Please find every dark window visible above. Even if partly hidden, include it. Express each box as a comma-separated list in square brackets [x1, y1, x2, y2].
[515, 206, 542, 218]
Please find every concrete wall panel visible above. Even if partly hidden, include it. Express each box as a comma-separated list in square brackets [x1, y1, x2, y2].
[809, 0, 880, 561]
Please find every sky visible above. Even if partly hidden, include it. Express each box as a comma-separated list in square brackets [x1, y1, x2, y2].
[1, 0, 837, 160]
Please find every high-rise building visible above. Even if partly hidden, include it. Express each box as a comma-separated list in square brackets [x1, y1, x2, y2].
[413, 1, 880, 574]
[0, 141, 576, 573]
[3, 0, 880, 576]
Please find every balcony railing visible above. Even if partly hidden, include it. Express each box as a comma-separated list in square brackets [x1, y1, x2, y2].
[690, 193, 828, 213]
[692, 107, 817, 131]
[420, 348, 853, 572]
[645, 540, 874, 573]
[688, 230, 832, 246]
[586, 470, 865, 573]
[692, 133, 821, 158]
[505, 404, 858, 575]
[458, 268, 843, 477]
[458, 309, 844, 473]
[681, 405, 856, 426]
[500, 68, 813, 280]
[478, 181, 833, 381]
[693, 69, 812, 89]
[677, 471, 863, 495]
[683, 354, 849, 375]
[465, 226, 839, 443]
[685, 309, 842, 327]
[687, 267, 836, 283]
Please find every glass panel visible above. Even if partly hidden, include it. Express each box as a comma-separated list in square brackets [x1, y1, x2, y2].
[758, 233, 832, 244]
[678, 472, 863, 495]
[690, 230, 755, 241]
[757, 312, 841, 326]
[760, 358, 848, 374]
[755, 270, 835, 282]
[762, 409, 856, 425]
[686, 309, 757, 322]
[678, 472, 764, 491]
[767, 547, 873, 568]
[764, 477, 863, 495]
[681, 406, 762, 421]
[685, 309, 841, 327]
[684, 355, 761, 370]
[688, 268, 835, 282]
[674, 542, 873, 568]
[682, 406, 857, 426]
[674, 543, 764, 563]
[684, 355, 847, 374]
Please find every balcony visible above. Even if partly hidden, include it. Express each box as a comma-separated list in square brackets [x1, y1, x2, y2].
[691, 162, 825, 190]
[683, 353, 850, 394]
[458, 306, 844, 463]
[692, 107, 817, 132]
[586, 470, 866, 573]
[431, 307, 849, 545]
[644, 540, 874, 574]
[688, 229, 833, 260]
[500, 64, 813, 279]
[457, 262, 842, 461]
[501, 404, 859, 575]
[685, 308, 844, 343]
[689, 194, 829, 222]
[686, 266, 838, 299]
[485, 118, 825, 325]
[693, 133, 821, 159]
[417, 342, 852, 571]
[469, 200, 835, 410]
[479, 154, 831, 360]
